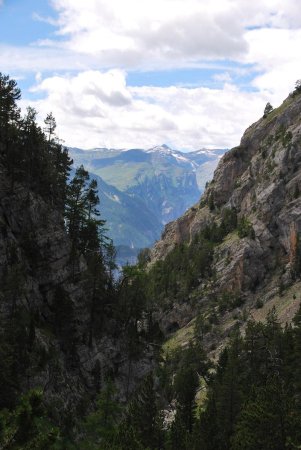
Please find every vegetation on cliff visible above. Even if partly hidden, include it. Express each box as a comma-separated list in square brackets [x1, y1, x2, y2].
[2, 73, 301, 449]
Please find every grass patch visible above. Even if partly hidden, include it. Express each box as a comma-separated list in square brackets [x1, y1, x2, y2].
[195, 377, 208, 414]
[264, 96, 294, 124]
[250, 281, 301, 325]
[162, 319, 195, 353]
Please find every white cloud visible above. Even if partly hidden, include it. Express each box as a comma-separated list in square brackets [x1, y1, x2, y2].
[23, 70, 269, 150]
[45, 0, 249, 68]
[41, 0, 301, 70]
[0, 44, 94, 72]
[3, 0, 301, 150]
[2, 0, 301, 79]
[245, 28, 301, 102]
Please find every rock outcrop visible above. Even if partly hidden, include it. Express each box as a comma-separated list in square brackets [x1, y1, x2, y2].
[0, 166, 152, 422]
[150, 92, 301, 334]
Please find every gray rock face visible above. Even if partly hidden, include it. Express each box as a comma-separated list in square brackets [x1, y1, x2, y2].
[150, 93, 301, 332]
[0, 169, 151, 421]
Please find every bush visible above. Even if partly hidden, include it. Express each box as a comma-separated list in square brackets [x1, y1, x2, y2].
[263, 102, 273, 118]
[255, 299, 263, 309]
[221, 208, 237, 234]
[237, 217, 255, 239]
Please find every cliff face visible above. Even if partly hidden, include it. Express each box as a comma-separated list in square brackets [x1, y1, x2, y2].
[150, 93, 301, 335]
[0, 169, 151, 421]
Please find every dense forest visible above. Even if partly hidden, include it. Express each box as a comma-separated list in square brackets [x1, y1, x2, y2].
[1, 73, 301, 449]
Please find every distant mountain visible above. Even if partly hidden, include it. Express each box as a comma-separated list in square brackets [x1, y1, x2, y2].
[69, 168, 162, 249]
[69, 145, 225, 258]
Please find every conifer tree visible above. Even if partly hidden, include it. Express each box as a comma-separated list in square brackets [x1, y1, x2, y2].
[0, 72, 21, 145]
[44, 112, 56, 141]
[80, 379, 120, 449]
[125, 373, 164, 449]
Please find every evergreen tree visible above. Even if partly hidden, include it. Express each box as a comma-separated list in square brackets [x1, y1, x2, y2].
[125, 373, 164, 449]
[231, 377, 294, 450]
[44, 112, 56, 141]
[263, 102, 273, 118]
[0, 389, 61, 449]
[0, 72, 21, 147]
[80, 379, 121, 449]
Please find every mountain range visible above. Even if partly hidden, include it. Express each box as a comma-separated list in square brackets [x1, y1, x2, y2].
[68, 145, 225, 261]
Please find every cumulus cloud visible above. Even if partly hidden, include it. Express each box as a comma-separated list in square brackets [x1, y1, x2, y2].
[40, 0, 300, 70]
[3, 0, 301, 150]
[23, 70, 269, 150]
[244, 28, 301, 101]
[2, 1, 301, 79]
[44, 0, 249, 68]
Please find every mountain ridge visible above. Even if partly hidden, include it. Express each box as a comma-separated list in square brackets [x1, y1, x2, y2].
[68, 145, 225, 254]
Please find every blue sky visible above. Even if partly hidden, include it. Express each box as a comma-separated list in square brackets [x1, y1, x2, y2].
[1, 0, 301, 150]
[0, 1, 55, 46]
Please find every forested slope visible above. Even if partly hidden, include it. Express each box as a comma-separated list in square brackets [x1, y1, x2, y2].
[2, 73, 301, 449]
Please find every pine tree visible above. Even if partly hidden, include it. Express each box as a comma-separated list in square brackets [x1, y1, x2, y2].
[0, 72, 21, 145]
[125, 373, 164, 449]
[44, 112, 56, 141]
[80, 379, 121, 449]
[263, 102, 273, 118]
[231, 377, 293, 450]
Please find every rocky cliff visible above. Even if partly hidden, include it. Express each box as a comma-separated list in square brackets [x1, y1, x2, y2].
[150, 92, 301, 343]
[0, 167, 152, 423]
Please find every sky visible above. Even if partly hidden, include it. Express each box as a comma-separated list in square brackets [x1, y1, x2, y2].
[1, 0, 301, 151]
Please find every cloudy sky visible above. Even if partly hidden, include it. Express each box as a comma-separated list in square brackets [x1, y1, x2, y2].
[1, 0, 301, 150]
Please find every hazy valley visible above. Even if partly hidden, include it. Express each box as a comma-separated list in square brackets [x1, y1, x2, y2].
[69, 145, 225, 264]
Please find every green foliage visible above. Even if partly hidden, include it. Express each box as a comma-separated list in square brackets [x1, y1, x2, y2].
[0, 72, 21, 143]
[0, 74, 72, 208]
[0, 389, 61, 449]
[139, 209, 238, 311]
[124, 373, 164, 449]
[290, 233, 301, 279]
[221, 208, 238, 234]
[191, 310, 301, 449]
[218, 291, 244, 313]
[237, 216, 255, 239]
[137, 247, 151, 268]
[146, 233, 214, 304]
[274, 124, 292, 148]
[0, 309, 33, 409]
[231, 378, 297, 450]
[65, 165, 108, 257]
[294, 183, 300, 199]
[208, 192, 215, 211]
[194, 313, 212, 341]
[79, 379, 121, 449]
[292, 79, 301, 96]
[255, 298, 263, 309]
[263, 102, 273, 118]
[64, 165, 117, 344]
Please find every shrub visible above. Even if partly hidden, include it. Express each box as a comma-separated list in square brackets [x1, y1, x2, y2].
[255, 299, 263, 309]
[263, 102, 273, 118]
[237, 217, 255, 239]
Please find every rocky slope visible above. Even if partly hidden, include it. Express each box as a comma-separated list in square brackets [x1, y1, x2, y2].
[150, 92, 301, 341]
[0, 168, 152, 423]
